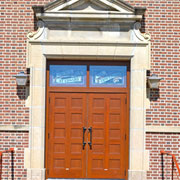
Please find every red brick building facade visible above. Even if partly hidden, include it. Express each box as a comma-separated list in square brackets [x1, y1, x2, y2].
[0, 0, 180, 179]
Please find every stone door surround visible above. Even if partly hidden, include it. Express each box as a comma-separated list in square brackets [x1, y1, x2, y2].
[25, 0, 151, 179]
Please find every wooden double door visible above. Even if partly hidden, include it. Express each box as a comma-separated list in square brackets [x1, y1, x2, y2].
[46, 92, 128, 179]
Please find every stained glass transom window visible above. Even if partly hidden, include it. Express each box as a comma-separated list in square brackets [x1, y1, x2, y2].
[90, 66, 127, 87]
[49, 65, 87, 87]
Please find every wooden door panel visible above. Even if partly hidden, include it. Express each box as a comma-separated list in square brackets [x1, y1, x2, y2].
[48, 93, 86, 178]
[87, 93, 126, 179]
[47, 92, 127, 179]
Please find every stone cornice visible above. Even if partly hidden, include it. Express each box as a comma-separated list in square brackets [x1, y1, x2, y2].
[28, 40, 149, 46]
[36, 12, 142, 22]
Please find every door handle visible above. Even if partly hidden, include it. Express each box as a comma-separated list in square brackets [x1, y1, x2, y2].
[82, 127, 86, 149]
[88, 127, 92, 149]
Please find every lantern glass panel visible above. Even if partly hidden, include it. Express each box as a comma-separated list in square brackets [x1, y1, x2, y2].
[16, 77, 28, 86]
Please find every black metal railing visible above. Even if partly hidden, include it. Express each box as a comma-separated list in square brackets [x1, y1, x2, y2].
[0, 148, 14, 180]
[161, 150, 180, 180]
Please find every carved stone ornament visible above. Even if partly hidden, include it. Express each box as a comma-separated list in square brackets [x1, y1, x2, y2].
[27, 21, 45, 40]
[142, 32, 151, 41]
[133, 22, 151, 41]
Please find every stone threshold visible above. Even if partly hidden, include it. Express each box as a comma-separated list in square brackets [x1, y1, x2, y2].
[48, 179, 125, 180]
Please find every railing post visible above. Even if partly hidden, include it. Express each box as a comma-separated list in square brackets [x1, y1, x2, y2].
[161, 152, 164, 180]
[11, 149, 14, 180]
[172, 156, 174, 180]
[0, 153, 2, 180]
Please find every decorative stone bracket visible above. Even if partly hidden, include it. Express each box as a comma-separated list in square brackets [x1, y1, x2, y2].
[133, 22, 151, 41]
[27, 21, 45, 40]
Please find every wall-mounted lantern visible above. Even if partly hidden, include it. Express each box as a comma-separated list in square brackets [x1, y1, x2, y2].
[13, 72, 29, 86]
[147, 74, 162, 89]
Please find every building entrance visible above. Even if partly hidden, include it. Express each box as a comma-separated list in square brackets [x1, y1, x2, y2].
[46, 61, 130, 179]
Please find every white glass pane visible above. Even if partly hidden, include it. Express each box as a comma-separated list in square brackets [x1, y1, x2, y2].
[90, 66, 127, 87]
[50, 65, 87, 87]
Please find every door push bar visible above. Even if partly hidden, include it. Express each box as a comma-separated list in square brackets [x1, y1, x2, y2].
[82, 127, 86, 149]
[82, 127, 92, 150]
[88, 127, 92, 150]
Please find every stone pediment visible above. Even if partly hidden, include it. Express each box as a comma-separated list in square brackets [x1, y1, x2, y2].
[33, 0, 146, 21]
[45, 0, 134, 13]
[29, 0, 149, 43]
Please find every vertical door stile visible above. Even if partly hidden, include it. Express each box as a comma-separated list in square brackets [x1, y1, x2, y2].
[66, 94, 70, 171]
[124, 94, 128, 178]
[122, 95, 126, 173]
[83, 93, 87, 178]
[85, 93, 88, 177]
[105, 95, 109, 171]
[48, 93, 54, 175]
[51, 93, 56, 175]
[87, 93, 92, 177]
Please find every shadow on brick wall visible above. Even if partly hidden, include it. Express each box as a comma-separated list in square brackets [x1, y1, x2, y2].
[150, 89, 160, 101]
[147, 88, 160, 101]
[16, 86, 29, 100]
[140, 15, 146, 33]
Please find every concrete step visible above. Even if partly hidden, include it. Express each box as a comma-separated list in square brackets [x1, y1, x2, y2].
[48, 179, 125, 180]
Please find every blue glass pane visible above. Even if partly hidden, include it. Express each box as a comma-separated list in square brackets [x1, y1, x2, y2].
[50, 65, 87, 87]
[90, 66, 127, 87]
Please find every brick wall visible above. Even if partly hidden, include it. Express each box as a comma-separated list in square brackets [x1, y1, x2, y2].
[0, 0, 54, 126]
[126, 0, 180, 127]
[0, 0, 53, 179]
[0, 0, 180, 179]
